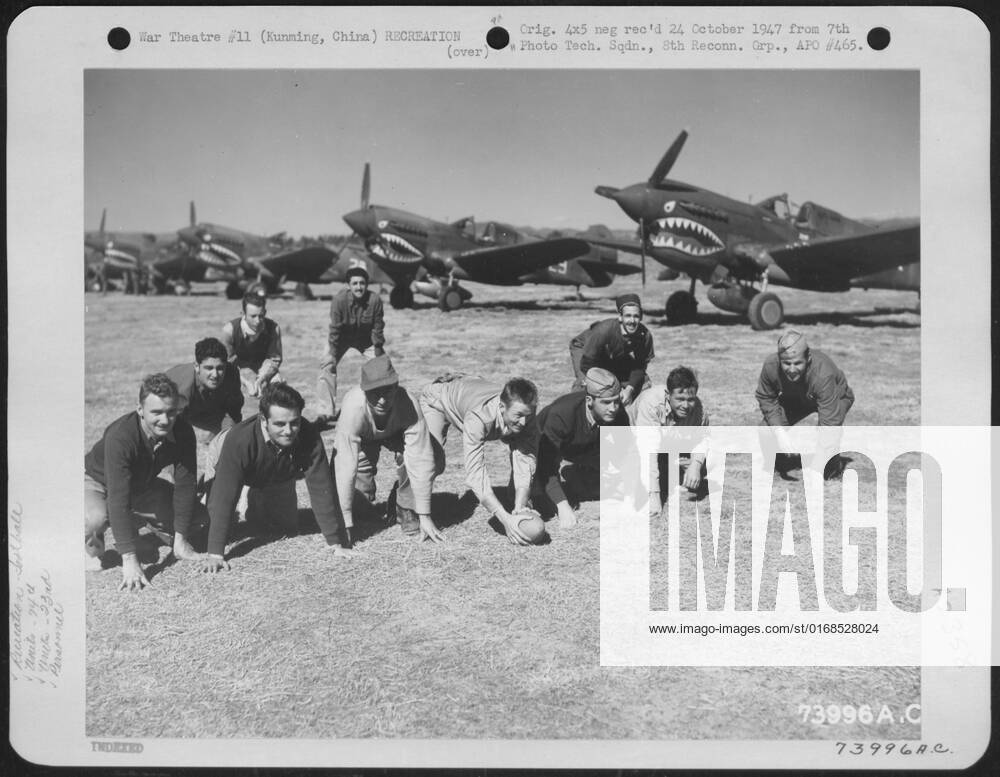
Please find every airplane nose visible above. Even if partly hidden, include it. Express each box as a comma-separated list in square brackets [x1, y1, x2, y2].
[343, 208, 374, 236]
[610, 186, 649, 222]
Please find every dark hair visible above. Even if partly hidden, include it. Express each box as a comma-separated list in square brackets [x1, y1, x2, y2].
[259, 383, 305, 418]
[666, 366, 699, 393]
[242, 288, 268, 311]
[139, 373, 179, 404]
[500, 377, 538, 408]
[195, 337, 228, 364]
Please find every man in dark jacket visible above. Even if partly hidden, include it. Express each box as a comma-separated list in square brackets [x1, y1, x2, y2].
[317, 266, 385, 425]
[84, 374, 205, 590]
[569, 293, 654, 407]
[533, 368, 631, 528]
[201, 383, 357, 573]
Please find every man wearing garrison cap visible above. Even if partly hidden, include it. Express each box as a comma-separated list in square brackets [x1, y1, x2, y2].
[333, 355, 444, 543]
[533, 367, 631, 528]
[569, 293, 654, 407]
[755, 331, 854, 427]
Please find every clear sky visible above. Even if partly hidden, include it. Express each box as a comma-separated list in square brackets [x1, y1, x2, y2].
[85, 69, 918, 236]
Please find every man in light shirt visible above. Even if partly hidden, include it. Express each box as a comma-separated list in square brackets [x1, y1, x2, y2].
[419, 374, 540, 545]
[221, 287, 284, 398]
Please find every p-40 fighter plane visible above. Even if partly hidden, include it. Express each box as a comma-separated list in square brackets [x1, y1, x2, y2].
[342, 164, 639, 311]
[595, 130, 920, 329]
[174, 202, 339, 299]
[84, 209, 187, 294]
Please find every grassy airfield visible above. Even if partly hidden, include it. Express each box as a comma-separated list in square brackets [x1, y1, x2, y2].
[85, 274, 920, 739]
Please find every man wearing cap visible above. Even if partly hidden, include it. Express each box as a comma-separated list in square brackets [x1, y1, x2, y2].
[84, 373, 206, 591]
[333, 355, 444, 543]
[534, 368, 631, 528]
[164, 337, 244, 455]
[569, 293, 654, 407]
[221, 288, 284, 398]
[419, 374, 540, 545]
[755, 331, 854, 427]
[317, 266, 386, 425]
[200, 382, 357, 573]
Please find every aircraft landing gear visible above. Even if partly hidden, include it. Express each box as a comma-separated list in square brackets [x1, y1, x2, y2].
[747, 291, 784, 330]
[438, 285, 464, 312]
[294, 282, 315, 301]
[225, 281, 243, 300]
[173, 280, 192, 296]
[665, 290, 698, 325]
[389, 284, 415, 309]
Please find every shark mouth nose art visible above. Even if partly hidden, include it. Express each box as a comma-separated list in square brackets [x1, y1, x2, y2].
[103, 247, 140, 269]
[198, 240, 243, 268]
[373, 232, 423, 264]
[651, 217, 724, 256]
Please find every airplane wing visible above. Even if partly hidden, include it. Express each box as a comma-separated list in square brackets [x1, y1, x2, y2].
[449, 237, 592, 283]
[767, 225, 920, 288]
[580, 236, 647, 257]
[576, 258, 642, 276]
[253, 246, 338, 283]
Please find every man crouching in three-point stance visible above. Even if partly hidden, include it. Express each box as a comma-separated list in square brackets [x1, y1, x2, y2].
[84, 373, 206, 591]
[201, 383, 358, 573]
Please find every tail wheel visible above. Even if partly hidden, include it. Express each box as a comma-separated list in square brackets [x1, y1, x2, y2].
[748, 291, 784, 330]
[438, 287, 463, 312]
[664, 290, 698, 325]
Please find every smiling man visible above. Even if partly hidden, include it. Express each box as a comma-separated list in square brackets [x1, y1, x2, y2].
[84, 374, 205, 591]
[569, 293, 654, 407]
[419, 374, 540, 545]
[221, 287, 284, 398]
[317, 266, 386, 426]
[333, 355, 443, 542]
[534, 368, 631, 528]
[201, 383, 356, 573]
[165, 338, 244, 451]
[755, 331, 854, 427]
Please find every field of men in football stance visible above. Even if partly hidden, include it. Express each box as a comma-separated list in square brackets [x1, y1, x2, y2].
[84, 274, 920, 740]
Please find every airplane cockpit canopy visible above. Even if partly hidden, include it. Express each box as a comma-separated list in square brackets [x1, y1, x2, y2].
[755, 193, 791, 221]
[480, 221, 521, 245]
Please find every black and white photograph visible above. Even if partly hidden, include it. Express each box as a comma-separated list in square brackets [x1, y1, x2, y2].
[7, 5, 993, 770]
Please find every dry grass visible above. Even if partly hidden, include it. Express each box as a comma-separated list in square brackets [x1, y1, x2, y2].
[85, 275, 921, 739]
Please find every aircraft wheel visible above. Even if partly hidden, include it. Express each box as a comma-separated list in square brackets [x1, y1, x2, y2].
[294, 282, 315, 301]
[150, 276, 168, 296]
[225, 281, 244, 300]
[389, 285, 408, 309]
[664, 290, 698, 325]
[438, 287, 464, 312]
[747, 291, 784, 330]
[85, 269, 104, 293]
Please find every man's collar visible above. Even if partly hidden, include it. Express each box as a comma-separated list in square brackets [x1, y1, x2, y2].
[241, 317, 263, 337]
[583, 396, 598, 428]
[137, 414, 175, 448]
[495, 401, 510, 437]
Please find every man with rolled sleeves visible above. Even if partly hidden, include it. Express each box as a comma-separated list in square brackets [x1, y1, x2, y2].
[534, 368, 631, 528]
[569, 292, 654, 407]
[633, 365, 711, 513]
[84, 373, 205, 591]
[165, 337, 244, 453]
[201, 383, 357, 573]
[419, 374, 540, 545]
[221, 287, 284, 398]
[317, 266, 386, 426]
[333, 355, 444, 543]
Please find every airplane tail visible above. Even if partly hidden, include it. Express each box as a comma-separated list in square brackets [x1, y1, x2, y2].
[189, 201, 196, 227]
[361, 163, 370, 210]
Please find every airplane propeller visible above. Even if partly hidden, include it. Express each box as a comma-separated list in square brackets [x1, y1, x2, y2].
[639, 218, 647, 286]
[648, 129, 688, 185]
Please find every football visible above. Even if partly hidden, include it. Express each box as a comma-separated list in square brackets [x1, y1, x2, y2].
[516, 510, 548, 544]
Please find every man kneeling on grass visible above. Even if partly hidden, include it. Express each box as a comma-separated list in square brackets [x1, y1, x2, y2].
[419, 374, 540, 545]
[84, 373, 205, 591]
[334, 355, 445, 543]
[631, 366, 711, 515]
[201, 383, 358, 572]
[533, 368, 631, 528]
